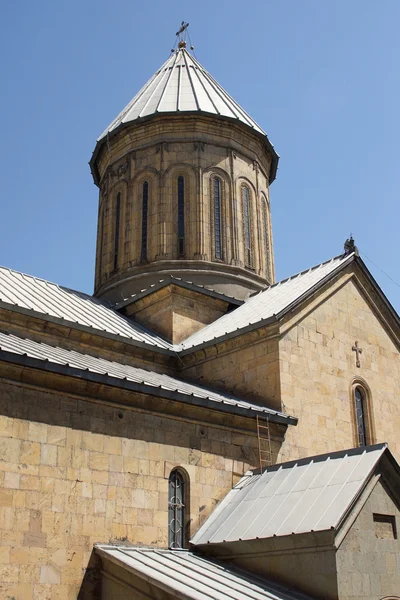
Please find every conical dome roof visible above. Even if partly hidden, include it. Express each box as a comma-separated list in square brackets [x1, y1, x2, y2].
[98, 46, 267, 140]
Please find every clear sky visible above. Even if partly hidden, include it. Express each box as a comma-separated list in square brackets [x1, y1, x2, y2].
[1, 1, 399, 312]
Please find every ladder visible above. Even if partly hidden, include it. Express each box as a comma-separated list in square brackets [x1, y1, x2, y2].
[256, 415, 272, 472]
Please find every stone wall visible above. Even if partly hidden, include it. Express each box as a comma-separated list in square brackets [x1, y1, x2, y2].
[0, 378, 262, 600]
[180, 333, 282, 410]
[278, 276, 400, 462]
[337, 479, 400, 600]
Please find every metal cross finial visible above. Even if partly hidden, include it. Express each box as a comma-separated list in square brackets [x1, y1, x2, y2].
[176, 21, 189, 39]
[352, 341, 363, 368]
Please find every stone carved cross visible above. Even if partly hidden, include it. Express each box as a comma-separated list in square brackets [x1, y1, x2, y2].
[352, 341, 363, 368]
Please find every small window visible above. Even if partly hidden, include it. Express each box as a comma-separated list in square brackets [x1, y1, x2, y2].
[177, 176, 185, 256]
[373, 514, 397, 539]
[168, 469, 185, 549]
[114, 192, 121, 271]
[354, 386, 367, 446]
[242, 186, 251, 266]
[141, 181, 149, 261]
[213, 177, 222, 259]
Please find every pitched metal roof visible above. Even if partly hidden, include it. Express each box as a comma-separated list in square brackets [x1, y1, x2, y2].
[191, 444, 389, 546]
[114, 275, 243, 310]
[180, 253, 354, 352]
[95, 546, 315, 600]
[0, 266, 172, 352]
[98, 47, 267, 141]
[0, 331, 296, 424]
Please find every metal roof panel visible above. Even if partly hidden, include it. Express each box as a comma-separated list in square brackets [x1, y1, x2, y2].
[0, 331, 294, 422]
[0, 266, 172, 350]
[95, 546, 316, 600]
[180, 253, 354, 351]
[191, 444, 388, 545]
[97, 48, 268, 141]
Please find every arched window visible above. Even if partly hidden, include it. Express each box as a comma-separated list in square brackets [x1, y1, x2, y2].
[177, 176, 185, 256]
[168, 469, 185, 549]
[242, 185, 251, 266]
[98, 206, 105, 280]
[113, 192, 121, 271]
[262, 198, 271, 280]
[213, 177, 222, 259]
[354, 386, 367, 446]
[141, 181, 149, 261]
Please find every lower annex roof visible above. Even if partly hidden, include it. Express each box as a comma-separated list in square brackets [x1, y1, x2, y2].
[95, 546, 315, 600]
[191, 444, 392, 546]
[0, 331, 296, 424]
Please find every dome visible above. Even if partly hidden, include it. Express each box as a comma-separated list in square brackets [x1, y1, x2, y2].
[90, 46, 278, 185]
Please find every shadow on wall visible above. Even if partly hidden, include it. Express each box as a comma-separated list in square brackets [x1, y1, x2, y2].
[78, 551, 101, 600]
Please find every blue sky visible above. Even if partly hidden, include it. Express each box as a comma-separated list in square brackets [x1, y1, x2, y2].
[1, 1, 399, 312]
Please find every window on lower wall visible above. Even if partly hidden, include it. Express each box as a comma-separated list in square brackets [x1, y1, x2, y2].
[373, 514, 397, 539]
[168, 469, 186, 549]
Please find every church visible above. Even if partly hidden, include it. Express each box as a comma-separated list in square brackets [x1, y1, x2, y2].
[0, 26, 399, 600]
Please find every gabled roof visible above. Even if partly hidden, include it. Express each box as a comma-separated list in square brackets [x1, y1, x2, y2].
[191, 444, 396, 546]
[90, 46, 278, 185]
[180, 253, 354, 352]
[95, 546, 316, 600]
[114, 275, 243, 310]
[0, 331, 296, 424]
[0, 265, 172, 352]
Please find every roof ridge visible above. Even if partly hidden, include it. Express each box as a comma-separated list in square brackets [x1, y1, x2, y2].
[257, 252, 352, 294]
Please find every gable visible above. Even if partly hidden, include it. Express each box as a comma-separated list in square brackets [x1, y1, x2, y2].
[337, 478, 400, 600]
[278, 272, 400, 462]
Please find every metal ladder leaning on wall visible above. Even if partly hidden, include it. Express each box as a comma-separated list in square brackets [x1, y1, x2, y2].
[256, 415, 272, 472]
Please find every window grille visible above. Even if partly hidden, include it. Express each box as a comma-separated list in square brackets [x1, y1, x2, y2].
[178, 176, 185, 256]
[214, 178, 222, 259]
[355, 386, 367, 446]
[141, 181, 148, 261]
[114, 192, 121, 271]
[168, 469, 185, 549]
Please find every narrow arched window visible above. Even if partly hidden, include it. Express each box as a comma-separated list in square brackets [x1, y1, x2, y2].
[98, 207, 105, 280]
[177, 176, 185, 256]
[355, 386, 367, 446]
[242, 186, 251, 266]
[262, 199, 271, 279]
[141, 181, 149, 261]
[168, 469, 185, 549]
[213, 177, 222, 259]
[114, 192, 121, 271]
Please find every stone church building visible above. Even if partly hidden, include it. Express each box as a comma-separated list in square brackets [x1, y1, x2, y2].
[0, 34, 399, 600]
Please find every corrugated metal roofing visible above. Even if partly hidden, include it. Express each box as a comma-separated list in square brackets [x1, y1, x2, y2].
[0, 266, 172, 350]
[180, 253, 353, 351]
[95, 546, 315, 600]
[191, 444, 388, 545]
[0, 331, 295, 422]
[98, 47, 267, 141]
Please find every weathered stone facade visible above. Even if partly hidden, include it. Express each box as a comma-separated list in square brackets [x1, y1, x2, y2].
[93, 116, 275, 302]
[0, 375, 283, 599]
[180, 265, 400, 463]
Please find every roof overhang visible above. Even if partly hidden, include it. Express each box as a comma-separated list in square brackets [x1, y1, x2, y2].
[89, 112, 279, 187]
[0, 345, 297, 425]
